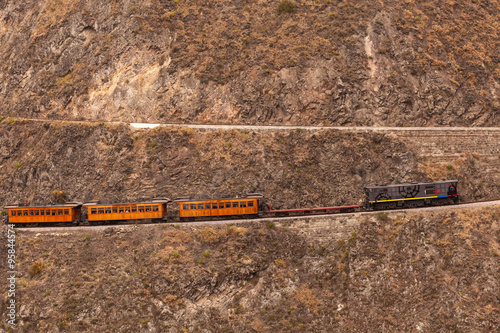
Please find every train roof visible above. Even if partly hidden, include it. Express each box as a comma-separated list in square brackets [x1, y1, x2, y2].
[5, 202, 83, 209]
[364, 180, 458, 189]
[173, 193, 264, 202]
[82, 198, 171, 207]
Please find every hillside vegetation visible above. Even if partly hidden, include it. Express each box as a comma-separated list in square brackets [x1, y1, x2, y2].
[1, 121, 500, 209]
[0, 0, 499, 125]
[0, 207, 498, 332]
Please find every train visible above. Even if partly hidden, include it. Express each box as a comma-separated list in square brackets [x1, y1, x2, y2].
[3, 180, 459, 226]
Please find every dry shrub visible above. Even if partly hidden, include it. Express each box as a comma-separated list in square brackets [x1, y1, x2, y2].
[163, 294, 184, 309]
[274, 258, 287, 268]
[161, 230, 193, 244]
[194, 227, 220, 243]
[294, 285, 320, 314]
[278, 0, 296, 13]
[226, 226, 248, 237]
[29, 261, 44, 277]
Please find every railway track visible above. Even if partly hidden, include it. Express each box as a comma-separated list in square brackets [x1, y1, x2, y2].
[13, 199, 500, 233]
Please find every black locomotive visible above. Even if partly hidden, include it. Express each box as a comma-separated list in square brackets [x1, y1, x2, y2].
[364, 180, 458, 210]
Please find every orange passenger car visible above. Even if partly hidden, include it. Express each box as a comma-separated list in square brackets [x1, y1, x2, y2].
[83, 198, 170, 223]
[174, 194, 263, 220]
[5, 203, 82, 225]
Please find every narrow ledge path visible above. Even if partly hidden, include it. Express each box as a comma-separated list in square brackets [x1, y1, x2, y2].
[7, 117, 500, 132]
[16, 200, 500, 233]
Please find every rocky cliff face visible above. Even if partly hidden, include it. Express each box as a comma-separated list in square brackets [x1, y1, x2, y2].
[1, 121, 499, 209]
[1, 207, 498, 332]
[1, 0, 500, 125]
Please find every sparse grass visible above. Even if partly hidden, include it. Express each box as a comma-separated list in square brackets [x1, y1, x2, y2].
[150, 141, 157, 148]
[172, 250, 180, 258]
[202, 250, 210, 258]
[376, 212, 389, 222]
[348, 231, 356, 243]
[267, 222, 275, 229]
[446, 164, 453, 170]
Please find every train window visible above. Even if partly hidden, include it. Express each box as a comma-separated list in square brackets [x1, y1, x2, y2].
[212, 203, 218, 209]
[98, 208, 104, 214]
[30, 210, 34, 216]
[23, 210, 28, 216]
[139, 206, 144, 212]
[112, 207, 117, 213]
[240, 201, 247, 208]
[225, 202, 231, 208]
[204, 203, 210, 209]
[91, 208, 97, 214]
[146, 206, 152, 212]
[52, 210, 56, 216]
[11, 211, 15, 216]
[248, 201, 254, 207]
[105, 207, 111, 214]
[64, 209, 69, 215]
[40, 210, 44, 216]
[46, 210, 50, 215]
[232, 202, 238, 208]
[153, 205, 159, 212]
[119, 207, 124, 213]
[219, 202, 224, 209]
[58, 209, 63, 215]
[35, 210, 39, 216]
[198, 203, 204, 209]
[190, 204, 196, 210]
[183, 204, 189, 210]
[131, 206, 137, 213]
[17, 210, 22, 216]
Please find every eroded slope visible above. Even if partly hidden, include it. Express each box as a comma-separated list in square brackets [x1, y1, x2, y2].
[1, 0, 499, 125]
[0, 207, 498, 332]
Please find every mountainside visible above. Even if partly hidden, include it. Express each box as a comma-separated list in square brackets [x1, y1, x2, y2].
[1, 1, 500, 332]
[1, 0, 500, 125]
[1, 120, 500, 209]
[1, 206, 498, 332]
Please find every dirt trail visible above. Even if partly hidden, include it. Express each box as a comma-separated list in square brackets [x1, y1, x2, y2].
[14, 117, 500, 131]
